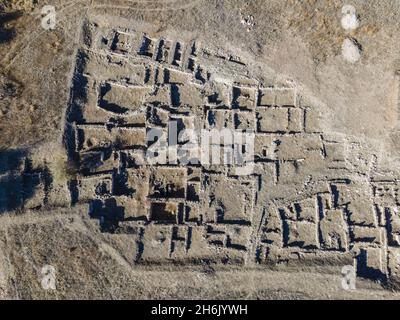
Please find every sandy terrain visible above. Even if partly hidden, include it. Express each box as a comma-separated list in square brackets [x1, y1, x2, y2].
[1, 0, 400, 299]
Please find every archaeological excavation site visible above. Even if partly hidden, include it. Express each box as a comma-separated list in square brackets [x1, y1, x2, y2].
[1, 0, 400, 300]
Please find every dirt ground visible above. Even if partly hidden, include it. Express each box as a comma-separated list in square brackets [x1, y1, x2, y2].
[1, 0, 400, 300]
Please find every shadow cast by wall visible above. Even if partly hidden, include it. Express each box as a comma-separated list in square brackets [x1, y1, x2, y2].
[0, 11, 22, 44]
[0, 148, 51, 213]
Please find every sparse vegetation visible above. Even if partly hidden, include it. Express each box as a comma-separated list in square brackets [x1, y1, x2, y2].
[0, 0, 400, 300]
[46, 147, 77, 185]
[0, 0, 36, 12]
